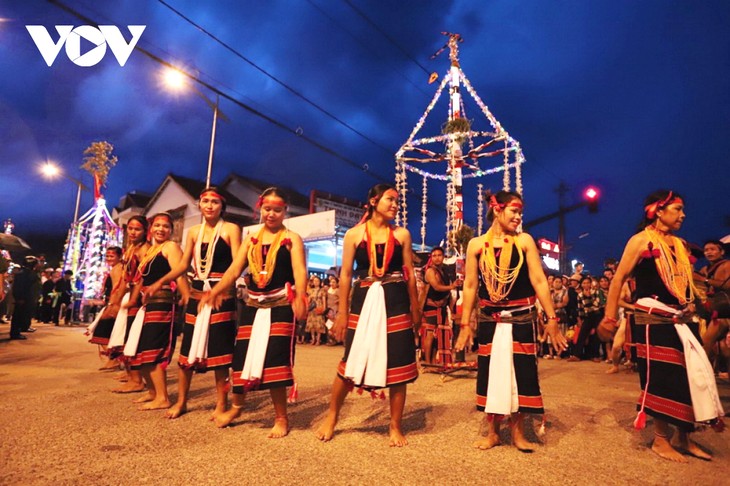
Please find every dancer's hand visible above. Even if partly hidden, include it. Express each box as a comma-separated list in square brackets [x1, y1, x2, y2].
[333, 313, 348, 343]
[546, 320, 567, 354]
[410, 307, 422, 330]
[597, 317, 618, 342]
[198, 290, 222, 312]
[454, 325, 473, 352]
[143, 282, 161, 304]
[292, 294, 307, 321]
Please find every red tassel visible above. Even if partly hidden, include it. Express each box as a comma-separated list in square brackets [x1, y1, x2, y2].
[633, 411, 646, 430]
[287, 383, 298, 404]
[711, 418, 725, 432]
[379, 390, 386, 400]
[370, 390, 378, 400]
[356, 387, 364, 395]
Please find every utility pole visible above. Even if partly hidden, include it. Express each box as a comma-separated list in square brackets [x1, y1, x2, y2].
[523, 182, 599, 275]
[556, 181, 569, 274]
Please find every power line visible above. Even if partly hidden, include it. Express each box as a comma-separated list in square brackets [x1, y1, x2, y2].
[47, 0, 392, 183]
[155, 0, 395, 157]
[305, 0, 431, 98]
[342, 0, 431, 76]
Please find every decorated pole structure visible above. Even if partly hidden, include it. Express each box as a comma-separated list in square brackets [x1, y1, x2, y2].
[395, 32, 526, 265]
[63, 141, 123, 320]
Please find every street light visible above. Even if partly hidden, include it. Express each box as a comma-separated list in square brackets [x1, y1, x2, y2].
[162, 67, 227, 189]
[39, 161, 90, 223]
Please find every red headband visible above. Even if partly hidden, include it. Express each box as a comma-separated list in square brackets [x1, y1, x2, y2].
[644, 192, 681, 220]
[489, 195, 523, 210]
[200, 190, 226, 202]
[256, 195, 287, 209]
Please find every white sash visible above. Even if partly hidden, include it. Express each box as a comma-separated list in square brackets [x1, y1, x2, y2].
[484, 306, 534, 415]
[344, 282, 388, 388]
[674, 324, 725, 421]
[123, 306, 146, 357]
[240, 308, 272, 383]
[107, 292, 130, 348]
[86, 307, 106, 336]
[637, 297, 724, 422]
[188, 280, 213, 365]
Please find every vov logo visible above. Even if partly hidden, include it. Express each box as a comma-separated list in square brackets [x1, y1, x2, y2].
[26, 25, 146, 67]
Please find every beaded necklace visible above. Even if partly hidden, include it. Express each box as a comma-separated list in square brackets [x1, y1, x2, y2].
[644, 225, 697, 305]
[248, 226, 287, 288]
[194, 219, 222, 280]
[365, 220, 395, 277]
[136, 241, 169, 280]
[479, 228, 524, 302]
[123, 242, 145, 283]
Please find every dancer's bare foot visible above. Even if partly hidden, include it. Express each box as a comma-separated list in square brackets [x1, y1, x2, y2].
[99, 362, 119, 371]
[473, 433, 500, 450]
[315, 414, 337, 441]
[210, 403, 227, 422]
[268, 417, 289, 438]
[111, 383, 145, 393]
[164, 403, 187, 419]
[674, 437, 712, 461]
[605, 365, 619, 374]
[214, 406, 242, 428]
[512, 434, 536, 452]
[133, 392, 155, 404]
[113, 372, 128, 382]
[139, 398, 171, 411]
[389, 425, 408, 447]
[651, 436, 688, 463]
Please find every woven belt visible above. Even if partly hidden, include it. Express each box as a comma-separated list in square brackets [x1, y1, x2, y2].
[246, 294, 290, 309]
[634, 310, 693, 325]
[190, 287, 235, 300]
[480, 306, 537, 324]
[354, 272, 404, 286]
[142, 287, 174, 304]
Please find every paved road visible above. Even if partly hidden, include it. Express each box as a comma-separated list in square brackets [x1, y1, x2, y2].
[1, 320, 728, 485]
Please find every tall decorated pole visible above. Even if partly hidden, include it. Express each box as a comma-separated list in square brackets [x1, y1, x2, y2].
[395, 32, 526, 262]
[66, 141, 123, 317]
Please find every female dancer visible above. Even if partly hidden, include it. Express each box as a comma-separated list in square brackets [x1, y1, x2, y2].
[89, 246, 125, 369]
[201, 187, 307, 437]
[306, 275, 326, 345]
[316, 184, 420, 447]
[109, 216, 150, 393]
[145, 188, 241, 420]
[455, 190, 567, 452]
[126, 213, 189, 410]
[598, 190, 723, 462]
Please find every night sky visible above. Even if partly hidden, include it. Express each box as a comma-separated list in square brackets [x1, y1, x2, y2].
[1, 0, 728, 272]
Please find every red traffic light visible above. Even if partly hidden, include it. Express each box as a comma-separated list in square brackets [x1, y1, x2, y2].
[584, 186, 599, 213]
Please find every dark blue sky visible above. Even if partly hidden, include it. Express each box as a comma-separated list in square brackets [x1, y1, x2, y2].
[1, 0, 728, 272]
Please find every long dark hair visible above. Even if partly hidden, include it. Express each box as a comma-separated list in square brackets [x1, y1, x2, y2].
[639, 189, 683, 229]
[486, 190, 523, 222]
[126, 215, 149, 242]
[364, 183, 396, 221]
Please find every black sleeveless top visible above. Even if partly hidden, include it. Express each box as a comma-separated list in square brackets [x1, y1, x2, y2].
[103, 274, 113, 300]
[354, 240, 404, 279]
[142, 253, 171, 286]
[634, 254, 681, 306]
[426, 266, 452, 301]
[198, 238, 233, 276]
[476, 246, 534, 302]
[249, 245, 294, 292]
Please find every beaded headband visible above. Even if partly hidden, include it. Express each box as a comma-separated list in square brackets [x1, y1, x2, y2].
[644, 192, 682, 220]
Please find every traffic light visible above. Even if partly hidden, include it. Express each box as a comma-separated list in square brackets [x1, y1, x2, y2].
[584, 186, 599, 213]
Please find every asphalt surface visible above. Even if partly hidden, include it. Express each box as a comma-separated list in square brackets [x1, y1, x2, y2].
[1, 320, 729, 486]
